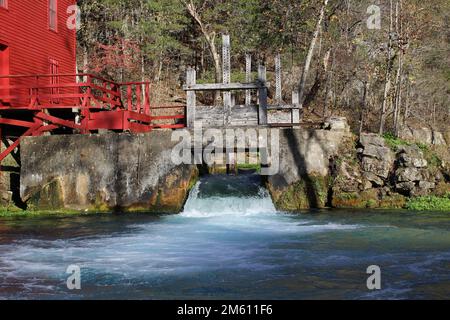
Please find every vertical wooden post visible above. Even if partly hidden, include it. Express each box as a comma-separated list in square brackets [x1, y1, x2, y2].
[275, 53, 282, 103]
[81, 75, 91, 134]
[127, 86, 132, 111]
[186, 67, 196, 128]
[222, 34, 232, 126]
[136, 85, 142, 114]
[144, 84, 150, 116]
[258, 64, 268, 125]
[245, 54, 252, 106]
[292, 90, 300, 125]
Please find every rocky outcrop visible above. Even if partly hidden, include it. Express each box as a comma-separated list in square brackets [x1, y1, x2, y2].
[323, 117, 351, 132]
[331, 132, 449, 209]
[399, 126, 448, 146]
[394, 145, 437, 197]
[331, 133, 406, 209]
[359, 134, 395, 187]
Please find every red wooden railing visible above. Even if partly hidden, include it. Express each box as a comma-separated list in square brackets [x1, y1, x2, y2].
[0, 73, 186, 162]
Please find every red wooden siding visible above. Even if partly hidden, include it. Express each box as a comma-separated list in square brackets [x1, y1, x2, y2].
[0, 0, 76, 106]
[0, 44, 10, 100]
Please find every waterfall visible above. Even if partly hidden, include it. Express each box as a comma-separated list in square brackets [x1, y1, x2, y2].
[181, 175, 277, 218]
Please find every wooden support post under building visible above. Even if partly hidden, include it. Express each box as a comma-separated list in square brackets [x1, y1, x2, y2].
[245, 54, 252, 106]
[222, 35, 232, 126]
[186, 67, 197, 128]
[258, 64, 268, 125]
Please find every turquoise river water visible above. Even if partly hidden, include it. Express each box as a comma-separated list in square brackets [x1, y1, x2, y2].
[0, 174, 449, 299]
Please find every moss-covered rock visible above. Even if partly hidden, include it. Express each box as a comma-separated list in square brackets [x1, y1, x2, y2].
[332, 189, 380, 209]
[27, 179, 65, 211]
[379, 193, 407, 209]
[268, 175, 330, 211]
[146, 165, 199, 213]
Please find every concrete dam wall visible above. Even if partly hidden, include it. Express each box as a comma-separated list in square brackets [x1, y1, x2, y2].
[18, 124, 352, 213]
[17, 119, 449, 213]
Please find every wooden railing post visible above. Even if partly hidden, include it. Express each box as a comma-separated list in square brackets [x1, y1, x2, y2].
[275, 53, 282, 103]
[32, 75, 40, 107]
[258, 64, 268, 125]
[136, 85, 142, 114]
[245, 54, 252, 106]
[292, 90, 300, 125]
[144, 84, 150, 115]
[222, 34, 232, 126]
[186, 67, 196, 128]
[81, 75, 91, 133]
[127, 86, 132, 111]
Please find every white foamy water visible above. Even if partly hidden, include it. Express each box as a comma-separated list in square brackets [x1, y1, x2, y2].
[181, 182, 278, 217]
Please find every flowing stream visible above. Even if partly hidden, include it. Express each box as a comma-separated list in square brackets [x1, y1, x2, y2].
[0, 174, 449, 299]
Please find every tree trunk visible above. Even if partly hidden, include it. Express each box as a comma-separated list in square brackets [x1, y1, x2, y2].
[298, 0, 329, 109]
[379, 0, 394, 135]
[359, 81, 370, 136]
[403, 79, 410, 125]
[323, 49, 334, 119]
[184, 0, 221, 104]
[393, 53, 403, 136]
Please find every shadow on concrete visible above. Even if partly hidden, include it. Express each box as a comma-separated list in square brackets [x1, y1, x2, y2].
[282, 129, 319, 208]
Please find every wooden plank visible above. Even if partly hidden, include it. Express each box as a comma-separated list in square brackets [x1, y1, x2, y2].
[35, 112, 83, 130]
[222, 35, 231, 84]
[0, 118, 36, 128]
[258, 65, 268, 125]
[186, 67, 196, 128]
[267, 104, 301, 110]
[245, 54, 252, 106]
[275, 54, 282, 103]
[292, 90, 300, 124]
[222, 35, 232, 126]
[183, 82, 265, 91]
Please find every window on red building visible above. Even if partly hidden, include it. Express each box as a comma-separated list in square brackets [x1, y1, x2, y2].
[49, 0, 58, 31]
[0, 0, 8, 9]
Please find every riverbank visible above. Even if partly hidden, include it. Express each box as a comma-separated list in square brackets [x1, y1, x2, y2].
[2, 194, 449, 217]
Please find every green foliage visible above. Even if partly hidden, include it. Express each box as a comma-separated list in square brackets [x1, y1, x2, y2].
[427, 153, 443, 169]
[382, 133, 411, 151]
[0, 208, 83, 218]
[406, 194, 450, 211]
[236, 162, 261, 173]
[274, 175, 329, 211]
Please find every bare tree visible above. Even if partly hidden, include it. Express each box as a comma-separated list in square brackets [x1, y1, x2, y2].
[379, 0, 395, 135]
[298, 0, 330, 109]
[183, 0, 221, 103]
